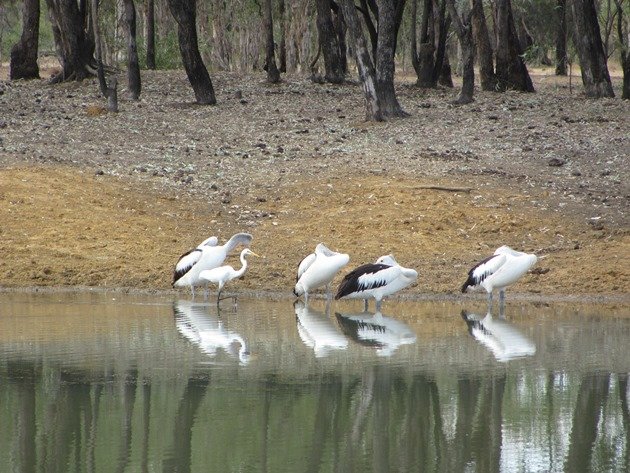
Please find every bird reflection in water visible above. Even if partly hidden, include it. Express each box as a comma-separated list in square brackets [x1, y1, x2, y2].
[335, 310, 417, 357]
[294, 300, 349, 357]
[174, 300, 250, 364]
[461, 309, 536, 362]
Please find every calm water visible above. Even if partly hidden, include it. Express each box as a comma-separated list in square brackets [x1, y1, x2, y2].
[0, 292, 629, 473]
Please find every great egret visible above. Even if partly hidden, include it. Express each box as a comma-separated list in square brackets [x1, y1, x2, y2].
[461, 245, 538, 311]
[335, 254, 418, 311]
[173, 232, 252, 298]
[335, 310, 417, 357]
[461, 310, 536, 362]
[294, 243, 350, 301]
[199, 248, 260, 305]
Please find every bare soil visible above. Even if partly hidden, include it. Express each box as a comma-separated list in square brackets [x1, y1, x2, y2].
[0, 67, 628, 301]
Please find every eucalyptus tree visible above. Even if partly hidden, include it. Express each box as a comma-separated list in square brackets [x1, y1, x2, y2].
[495, 0, 535, 92]
[555, 0, 568, 75]
[123, 0, 141, 100]
[44, 0, 97, 83]
[445, 0, 474, 103]
[263, 0, 280, 82]
[615, 0, 629, 99]
[570, 0, 615, 97]
[315, 0, 346, 83]
[167, 0, 216, 104]
[9, 0, 39, 80]
[471, 0, 497, 90]
[146, 0, 156, 70]
[410, 0, 450, 89]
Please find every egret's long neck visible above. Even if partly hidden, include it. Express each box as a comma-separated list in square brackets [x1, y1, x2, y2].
[234, 254, 249, 278]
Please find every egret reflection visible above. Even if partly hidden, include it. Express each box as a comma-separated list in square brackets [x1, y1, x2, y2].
[174, 300, 250, 364]
[461, 310, 536, 362]
[294, 301, 348, 357]
[335, 310, 417, 357]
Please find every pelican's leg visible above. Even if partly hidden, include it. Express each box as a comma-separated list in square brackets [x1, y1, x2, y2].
[363, 299, 369, 312]
[325, 283, 332, 301]
[204, 284, 209, 300]
[375, 299, 382, 312]
[191, 286, 195, 299]
[304, 291, 308, 304]
[486, 292, 493, 314]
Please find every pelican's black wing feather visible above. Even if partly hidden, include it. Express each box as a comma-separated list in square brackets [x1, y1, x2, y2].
[335, 263, 392, 300]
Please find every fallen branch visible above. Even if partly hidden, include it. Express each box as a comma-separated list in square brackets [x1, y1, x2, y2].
[415, 185, 473, 193]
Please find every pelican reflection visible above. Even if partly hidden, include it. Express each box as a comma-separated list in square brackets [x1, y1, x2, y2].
[461, 310, 536, 362]
[294, 301, 348, 357]
[174, 300, 250, 364]
[335, 310, 417, 357]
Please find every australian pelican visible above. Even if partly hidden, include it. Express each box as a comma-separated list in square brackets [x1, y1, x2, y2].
[199, 248, 260, 306]
[294, 243, 350, 301]
[335, 254, 418, 311]
[461, 245, 538, 311]
[173, 232, 252, 298]
[461, 310, 536, 362]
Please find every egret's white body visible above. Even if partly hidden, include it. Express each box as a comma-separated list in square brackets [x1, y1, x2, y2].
[173, 233, 252, 298]
[461, 311, 536, 362]
[294, 301, 348, 357]
[199, 248, 259, 304]
[335, 254, 418, 311]
[174, 300, 250, 364]
[462, 245, 537, 310]
[294, 243, 350, 301]
[335, 311, 417, 357]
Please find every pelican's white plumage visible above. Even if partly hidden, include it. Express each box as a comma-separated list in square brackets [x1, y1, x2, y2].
[294, 243, 350, 301]
[462, 245, 537, 309]
[173, 233, 252, 297]
[174, 300, 250, 364]
[335, 311, 417, 357]
[294, 301, 348, 357]
[461, 310, 536, 362]
[199, 248, 259, 304]
[335, 254, 418, 311]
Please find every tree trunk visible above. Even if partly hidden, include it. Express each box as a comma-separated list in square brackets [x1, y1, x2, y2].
[263, 0, 281, 82]
[616, 0, 629, 99]
[446, 0, 474, 104]
[123, 0, 141, 99]
[375, 0, 407, 117]
[278, 0, 287, 73]
[146, 0, 156, 69]
[555, 0, 567, 75]
[494, 0, 534, 92]
[416, 0, 436, 87]
[45, 0, 96, 83]
[167, 0, 217, 104]
[432, 0, 449, 85]
[471, 0, 496, 90]
[315, 0, 345, 83]
[332, 4, 348, 75]
[10, 0, 40, 80]
[340, 0, 383, 121]
[570, 0, 615, 98]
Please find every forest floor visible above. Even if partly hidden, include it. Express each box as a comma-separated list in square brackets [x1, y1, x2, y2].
[0, 65, 628, 302]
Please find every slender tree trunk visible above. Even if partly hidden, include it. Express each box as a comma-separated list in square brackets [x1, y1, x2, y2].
[494, 0, 534, 92]
[45, 0, 96, 83]
[446, 0, 474, 103]
[616, 0, 629, 99]
[375, 0, 407, 117]
[416, 0, 435, 87]
[555, 0, 567, 75]
[570, 0, 615, 97]
[123, 0, 141, 99]
[278, 0, 287, 73]
[340, 0, 383, 121]
[146, 0, 156, 69]
[263, 0, 280, 82]
[332, 4, 348, 75]
[432, 0, 450, 85]
[10, 0, 40, 80]
[315, 0, 345, 83]
[167, 0, 216, 104]
[471, 0, 496, 90]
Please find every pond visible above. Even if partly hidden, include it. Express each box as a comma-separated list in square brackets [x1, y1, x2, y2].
[0, 292, 629, 473]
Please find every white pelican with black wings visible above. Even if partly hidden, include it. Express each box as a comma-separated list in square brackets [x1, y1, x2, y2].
[335, 254, 418, 311]
[294, 243, 350, 301]
[462, 245, 537, 310]
[173, 232, 252, 298]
